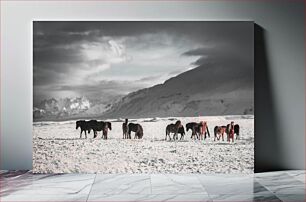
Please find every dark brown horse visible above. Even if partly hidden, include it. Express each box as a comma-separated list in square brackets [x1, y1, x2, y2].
[88, 120, 112, 139]
[165, 120, 182, 141]
[234, 124, 240, 139]
[76, 120, 91, 139]
[178, 126, 186, 140]
[122, 119, 130, 139]
[102, 121, 112, 139]
[186, 122, 200, 140]
[128, 123, 144, 139]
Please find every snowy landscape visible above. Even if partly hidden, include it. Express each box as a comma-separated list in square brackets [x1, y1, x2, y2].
[33, 115, 254, 174]
[33, 21, 254, 174]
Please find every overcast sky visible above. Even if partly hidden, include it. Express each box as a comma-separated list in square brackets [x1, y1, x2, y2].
[33, 21, 253, 105]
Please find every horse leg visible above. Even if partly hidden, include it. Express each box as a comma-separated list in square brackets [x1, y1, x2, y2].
[80, 130, 83, 139]
[85, 131, 87, 139]
[174, 132, 177, 140]
[180, 133, 183, 140]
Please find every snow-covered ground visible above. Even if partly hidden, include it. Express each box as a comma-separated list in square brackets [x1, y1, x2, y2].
[33, 115, 254, 174]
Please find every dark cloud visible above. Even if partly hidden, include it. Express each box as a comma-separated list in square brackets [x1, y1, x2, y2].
[34, 47, 84, 66]
[33, 21, 253, 105]
[182, 44, 253, 69]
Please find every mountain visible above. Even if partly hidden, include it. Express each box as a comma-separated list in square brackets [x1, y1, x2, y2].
[34, 58, 254, 121]
[33, 97, 114, 121]
[102, 61, 254, 119]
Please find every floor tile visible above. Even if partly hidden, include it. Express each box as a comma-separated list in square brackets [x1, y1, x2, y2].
[90, 174, 151, 195]
[0, 194, 88, 202]
[150, 174, 207, 195]
[286, 171, 305, 183]
[198, 174, 262, 195]
[1, 173, 95, 196]
[256, 173, 305, 195]
[1, 170, 306, 202]
[275, 194, 306, 202]
[210, 194, 282, 201]
[88, 194, 211, 202]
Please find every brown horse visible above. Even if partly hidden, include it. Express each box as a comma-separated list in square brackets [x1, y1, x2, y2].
[88, 120, 112, 139]
[165, 120, 182, 141]
[102, 122, 112, 139]
[178, 126, 186, 140]
[227, 122, 239, 142]
[186, 122, 199, 140]
[128, 123, 144, 139]
[122, 119, 129, 139]
[214, 125, 227, 141]
[198, 121, 210, 140]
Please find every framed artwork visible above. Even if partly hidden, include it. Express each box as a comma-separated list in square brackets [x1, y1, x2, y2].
[33, 21, 254, 173]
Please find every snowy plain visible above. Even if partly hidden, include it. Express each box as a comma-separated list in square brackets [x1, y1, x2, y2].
[33, 115, 254, 174]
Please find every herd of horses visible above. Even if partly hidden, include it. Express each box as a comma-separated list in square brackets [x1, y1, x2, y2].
[76, 119, 240, 142]
[165, 120, 240, 142]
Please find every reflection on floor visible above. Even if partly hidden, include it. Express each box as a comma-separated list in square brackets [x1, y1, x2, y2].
[0, 170, 305, 201]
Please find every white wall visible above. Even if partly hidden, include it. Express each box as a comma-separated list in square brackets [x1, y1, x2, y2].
[1, 0, 304, 171]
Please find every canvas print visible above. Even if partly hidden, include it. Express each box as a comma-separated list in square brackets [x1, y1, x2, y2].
[33, 21, 254, 173]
